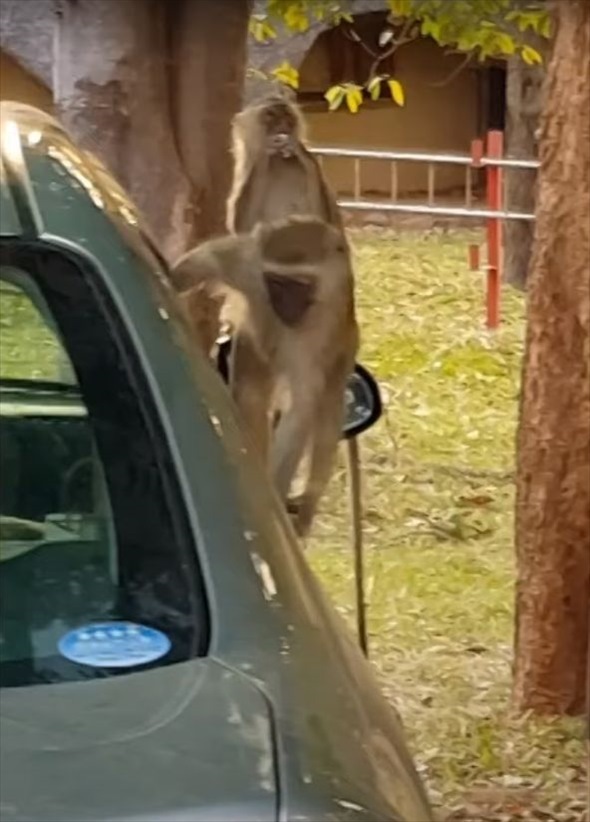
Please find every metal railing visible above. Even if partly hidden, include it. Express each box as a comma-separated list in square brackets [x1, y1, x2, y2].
[310, 143, 539, 222]
[310, 132, 540, 329]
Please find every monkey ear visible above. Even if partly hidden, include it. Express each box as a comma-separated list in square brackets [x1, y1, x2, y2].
[263, 272, 317, 326]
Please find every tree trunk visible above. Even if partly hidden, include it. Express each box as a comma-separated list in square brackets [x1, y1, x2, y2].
[513, 0, 590, 716]
[503, 54, 545, 291]
[169, 0, 252, 245]
[54, 0, 251, 260]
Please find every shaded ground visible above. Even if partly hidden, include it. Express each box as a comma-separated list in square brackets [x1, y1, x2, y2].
[308, 227, 587, 821]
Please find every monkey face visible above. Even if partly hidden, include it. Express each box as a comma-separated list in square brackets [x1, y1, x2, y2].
[260, 100, 299, 158]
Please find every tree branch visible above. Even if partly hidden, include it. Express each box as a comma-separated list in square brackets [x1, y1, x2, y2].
[368, 15, 417, 80]
[429, 51, 474, 87]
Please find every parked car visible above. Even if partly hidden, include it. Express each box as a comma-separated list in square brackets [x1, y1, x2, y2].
[0, 101, 433, 822]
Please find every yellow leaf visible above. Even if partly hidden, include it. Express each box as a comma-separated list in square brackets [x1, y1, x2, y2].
[388, 79, 405, 106]
[271, 61, 299, 89]
[346, 95, 360, 114]
[249, 15, 276, 43]
[521, 45, 543, 66]
[345, 86, 363, 114]
[285, 5, 309, 33]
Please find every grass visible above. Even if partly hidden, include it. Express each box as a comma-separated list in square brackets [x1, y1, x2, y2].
[1, 230, 586, 820]
[308, 227, 587, 821]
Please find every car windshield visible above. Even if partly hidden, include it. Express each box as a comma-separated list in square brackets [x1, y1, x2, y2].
[0, 251, 208, 688]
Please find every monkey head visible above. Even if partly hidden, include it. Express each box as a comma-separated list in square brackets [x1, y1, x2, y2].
[233, 95, 306, 160]
[259, 97, 301, 158]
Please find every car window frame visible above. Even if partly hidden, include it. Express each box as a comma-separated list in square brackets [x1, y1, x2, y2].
[0, 239, 210, 685]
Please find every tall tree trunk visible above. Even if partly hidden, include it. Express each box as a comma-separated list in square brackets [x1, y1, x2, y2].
[513, 0, 590, 715]
[503, 54, 545, 291]
[169, 0, 252, 246]
[54, 0, 251, 260]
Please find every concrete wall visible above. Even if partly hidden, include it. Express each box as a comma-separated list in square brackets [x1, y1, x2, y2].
[299, 37, 480, 197]
[0, 50, 53, 110]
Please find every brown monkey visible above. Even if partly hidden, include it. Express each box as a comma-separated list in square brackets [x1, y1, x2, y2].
[226, 95, 343, 234]
[171, 216, 359, 535]
[225, 96, 360, 536]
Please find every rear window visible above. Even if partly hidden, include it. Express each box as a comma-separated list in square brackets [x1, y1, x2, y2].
[0, 247, 208, 688]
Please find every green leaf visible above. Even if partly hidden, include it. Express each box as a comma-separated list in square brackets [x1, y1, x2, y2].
[422, 17, 441, 41]
[324, 84, 346, 111]
[388, 0, 413, 16]
[495, 32, 516, 55]
[388, 79, 405, 107]
[367, 75, 384, 101]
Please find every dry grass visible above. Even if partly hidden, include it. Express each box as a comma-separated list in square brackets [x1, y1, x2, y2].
[308, 226, 587, 821]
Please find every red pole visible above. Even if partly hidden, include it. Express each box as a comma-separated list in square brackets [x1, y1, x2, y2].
[486, 130, 504, 330]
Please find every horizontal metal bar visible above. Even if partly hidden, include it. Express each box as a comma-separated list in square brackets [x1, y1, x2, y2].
[336, 198, 536, 221]
[488, 157, 539, 169]
[312, 146, 472, 164]
[310, 145, 540, 170]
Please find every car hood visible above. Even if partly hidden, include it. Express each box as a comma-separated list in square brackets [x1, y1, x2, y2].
[0, 659, 277, 822]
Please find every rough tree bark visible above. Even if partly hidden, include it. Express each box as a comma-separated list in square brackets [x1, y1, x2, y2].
[513, 0, 590, 715]
[503, 53, 545, 291]
[54, 0, 252, 260]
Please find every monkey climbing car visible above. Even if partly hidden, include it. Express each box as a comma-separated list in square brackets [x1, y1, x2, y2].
[0, 104, 431, 821]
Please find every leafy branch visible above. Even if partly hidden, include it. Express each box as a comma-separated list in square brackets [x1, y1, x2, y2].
[250, 0, 550, 113]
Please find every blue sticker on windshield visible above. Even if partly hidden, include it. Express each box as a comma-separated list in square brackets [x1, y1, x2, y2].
[58, 622, 171, 668]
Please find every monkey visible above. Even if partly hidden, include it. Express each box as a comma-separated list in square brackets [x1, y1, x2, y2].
[171, 216, 359, 536]
[226, 95, 344, 234]
[222, 95, 363, 537]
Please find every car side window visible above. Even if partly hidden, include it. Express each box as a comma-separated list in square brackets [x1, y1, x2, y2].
[0, 250, 208, 688]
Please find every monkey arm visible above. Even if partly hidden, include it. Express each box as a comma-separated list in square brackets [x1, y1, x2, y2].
[227, 156, 270, 234]
[289, 148, 344, 230]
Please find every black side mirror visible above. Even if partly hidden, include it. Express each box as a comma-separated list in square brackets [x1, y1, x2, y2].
[343, 363, 382, 439]
[216, 338, 382, 440]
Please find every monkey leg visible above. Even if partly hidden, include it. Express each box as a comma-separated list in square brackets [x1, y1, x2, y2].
[270, 389, 315, 504]
[289, 369, 347, 538]
[230, 333, 273, 465]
